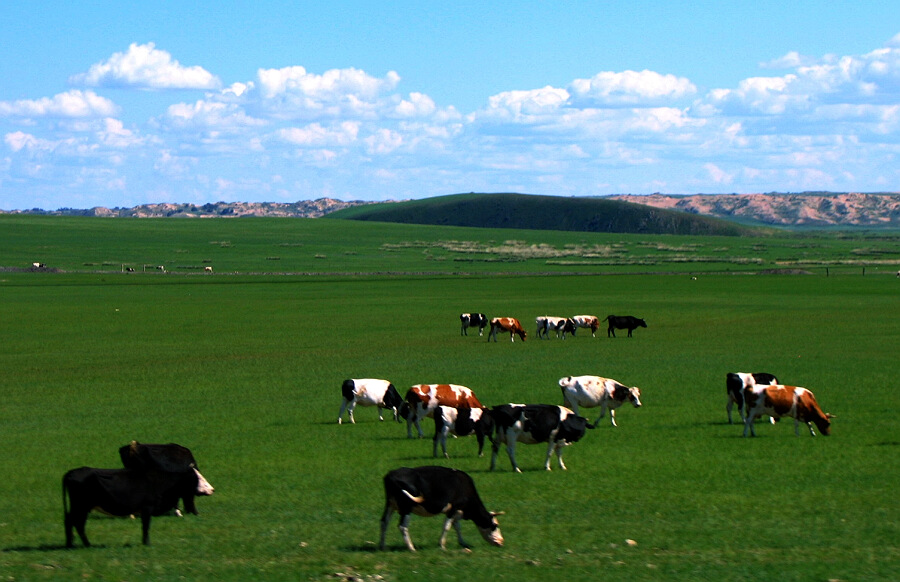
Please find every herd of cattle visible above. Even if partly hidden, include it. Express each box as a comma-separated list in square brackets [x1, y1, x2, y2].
[59, 315, 833, 552]
[340, 364, 833, 551]
[460, 313, 648, 341]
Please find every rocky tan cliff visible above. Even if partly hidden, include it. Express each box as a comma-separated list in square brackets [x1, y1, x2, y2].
[606, 193, 900, 227]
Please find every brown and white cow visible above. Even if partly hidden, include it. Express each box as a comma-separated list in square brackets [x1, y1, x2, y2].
[558, 375, 642, 427]
[570, 315, 600, 337]
[401, 384, 485, 438]
[743, 384, 834, 437]
[488, 317, 527, 342]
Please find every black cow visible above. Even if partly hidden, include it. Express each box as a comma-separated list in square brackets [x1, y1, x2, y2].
[603, 315, 647, 337]
[489, 404, 594, 472]
[460, 313, 488, 336]
[726, 372, 778, 424]
[433, 405, 494, 458]
[119, 441, 213, 515]
[379, 466, 504, 551]
[62, 465, 213, 547]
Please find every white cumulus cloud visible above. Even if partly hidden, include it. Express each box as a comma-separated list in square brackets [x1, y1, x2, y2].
[0, 90, 118, 119]
[568, 70, 696, 107]
[71, 42, 221, 90]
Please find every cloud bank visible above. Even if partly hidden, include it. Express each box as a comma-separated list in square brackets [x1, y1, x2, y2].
[2, 37, 899, 209]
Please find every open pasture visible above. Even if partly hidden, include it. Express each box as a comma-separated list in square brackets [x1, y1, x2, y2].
[1, 217, 898, 580]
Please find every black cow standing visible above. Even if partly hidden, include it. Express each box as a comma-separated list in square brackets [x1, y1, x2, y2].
[119, 441, 209, 515]
[603, 315, 647, 337]
[379, 466, 503, 551]
[63, 466, 211, 547]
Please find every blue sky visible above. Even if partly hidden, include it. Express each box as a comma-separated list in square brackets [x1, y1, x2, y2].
[1, 1, 899, 210]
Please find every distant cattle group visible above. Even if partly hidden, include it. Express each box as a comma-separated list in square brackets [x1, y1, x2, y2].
[466, 312, 649, 343]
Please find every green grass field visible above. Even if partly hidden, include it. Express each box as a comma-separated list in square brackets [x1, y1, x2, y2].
[1, 216, 898, 581]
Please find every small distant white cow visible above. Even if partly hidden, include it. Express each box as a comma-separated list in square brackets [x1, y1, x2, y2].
[204, 266, 213, 272]
[559, 375, 642, 427]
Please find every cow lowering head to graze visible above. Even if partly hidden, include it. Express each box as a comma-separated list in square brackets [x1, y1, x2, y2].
[379, 466, 503, 552]
[489, 404, 594, 472]
[725, 372, 778, 425]
[401, 384, 485, 438]
[433, 405, 493, 458]
[488, 317, 527, 342]
[559, 375, 642, 427]
[570, 315, 600, 337]
[603, 315, 647, 338]
[63, 464, 213, 547]
[118, 441, 214, 516]
[743, 384, 834, 437]
[460, 313, 488, 336]
[338, 378, 403, 424]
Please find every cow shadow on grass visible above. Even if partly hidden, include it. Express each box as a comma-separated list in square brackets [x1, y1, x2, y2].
[2, 543, 110, 552]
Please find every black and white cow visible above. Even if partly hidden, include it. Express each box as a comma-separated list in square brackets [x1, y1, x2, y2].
[118, 441, 213, 515]
[558, 375, 642, 427]
[726, 372, 778, 424]
[535, 316, 576, 339]
[489, 404, 594, 472]
[379, 466, 504, 551]
[338, 378, 403, 424]
[603, 315, 647, 338]
[460, 313, 488, 336]
[433, 405, 493, 458]
[62, 464, 214, 547]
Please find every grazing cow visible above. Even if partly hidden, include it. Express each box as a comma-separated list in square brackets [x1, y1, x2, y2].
[460, 313, 488, 336]
[32, 262, 45, 269]
[743, 385, 834, 437]
[118, 441, 214, 516]
[401, 384, 485, 438]
[338, 378, 403, 424]
[379, 466, 503, 551]
[489, 404, 594, 472]
[603, 315, 647, 338]
[535, 316, 576, 339]
[488, 317, 527, 342]
[570, 315, 600, 337]
[558, 375, 642, 427]
[204, 266, 213, 272]
[726, 372, 778, 424]
[433, 405, 493, 458]
[62, 465, 214, 547]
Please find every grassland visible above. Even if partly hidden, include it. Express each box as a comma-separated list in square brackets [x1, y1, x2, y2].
[0, 216, 898, 581]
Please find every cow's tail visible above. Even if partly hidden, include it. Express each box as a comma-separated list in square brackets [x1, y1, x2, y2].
[62, 473, 69, 522]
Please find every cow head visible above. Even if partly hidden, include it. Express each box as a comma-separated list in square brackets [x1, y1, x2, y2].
[383, 384, 404, 422]
[194, 468, 215, 496]
[628, 387, 642, 408]
[477, 512, 504, 547]
[636, 318, 647, 328]
[814, 413, 835, 436]
[559, 414, 594, 443]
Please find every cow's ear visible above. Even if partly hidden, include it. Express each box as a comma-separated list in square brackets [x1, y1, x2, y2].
[826, 413, 836, 419]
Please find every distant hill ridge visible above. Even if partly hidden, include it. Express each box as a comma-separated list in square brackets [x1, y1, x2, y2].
[608, 192, 900, 227]
[325, 193, 763, 236]
[3, 191, 898, 227]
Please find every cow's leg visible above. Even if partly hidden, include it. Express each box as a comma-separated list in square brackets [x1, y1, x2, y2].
[140, 508, 152, 545]
[806, 422, 817, 436]
[338, 399, 349, 424]
[726, 397, 735, 424]
[377, 406, 384, 422]
[489, 437, 501, 471]
[378, 503, 394, 550]
[743, 414, 756, 437]
[543, 440, 556, 471]
[505, 435, 521, 473]
[440, 511, 470, 549]
[555, 442, 568, 471]
[609, 408, 618, 427]
[478, 326, 484, 337]
[398, 514, 416, 551]
[433, 430, 449, 458]
[413, 415, 424, 438]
